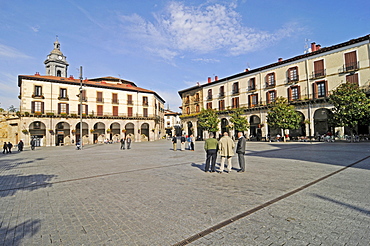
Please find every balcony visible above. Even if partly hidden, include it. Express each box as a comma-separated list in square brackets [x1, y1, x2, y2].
[218, 92, 225, 98]
[127, 100, 133, 105]
[32, 93, 44, 99]
[232, 89, 239, 95]
[96, 98, 104, 103]
[112, 99, 119, 104]
[248, 86, 256, 92]
[22, 110, 160, 119]
[265, 81, 276, 89]
[310, 69, 326, 80]
[58, 96, 69, 101]
[143, 101, 149, 106]
[286, 76, 299, 84]
[206, 95, 213, 100]
[339, 61, 359, 74]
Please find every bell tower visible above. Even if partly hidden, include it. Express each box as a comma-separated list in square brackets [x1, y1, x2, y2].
[44, 37, 69, 77]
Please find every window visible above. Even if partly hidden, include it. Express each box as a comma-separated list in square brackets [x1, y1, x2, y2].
[31, 101, 44, 113]
[195, 93, 200, 101]
[248, 94, 258, 107]
[219, 100, 225, 111]
[288, 67, 299, 83]
[219, 86, 225, 97]
[313, 60, 325, 78]
[207, 89, 212, 100]
[312, 81, 328, 98]
[346, 73, 359, 85]
[344, 51, 358, 71]
[78, 105, 88, 115]
[186, 107, 190, 114]
[248, 78, 256, 91]
[232, 82, 239, 94]
[127, 95, 133, 105]
[59, 88, 67, 99]
[97, 92, 103, 103]
[143, 96, 148, 106]
[232, 97, 239, 108]
[143, 108, 148, 117]
[195, 104, 200, 113]
[113, 106, 118, 116]
[288, 86, 300, 101]
[58, 103, 69, 114]
[97, 105, 103, 116]
[81, 90, 87, 101]
[128, 107, 133, 117]
[266, 73, 275, 87]
[185, 95, 190, 104]
[267, 90, 276, 104]
[34, 86, 42, 97]
[206, 102, 212, 109]
[112, 93, 118, 104]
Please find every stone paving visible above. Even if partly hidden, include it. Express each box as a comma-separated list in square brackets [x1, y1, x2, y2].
[0, 139, 369, 245]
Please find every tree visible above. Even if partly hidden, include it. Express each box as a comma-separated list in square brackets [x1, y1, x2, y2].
[8, 105, 17, 112]
[329, 82, 370, 142]
[229, 108, 249, 133]
[197, 108, 220, 134]
[266, 97, 301, 142]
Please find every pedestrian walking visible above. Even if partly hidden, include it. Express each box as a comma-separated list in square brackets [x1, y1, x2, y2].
[30, 138, 36, 150]
[7, 142, 13, 153]
[172, 135, 177, 151]
[126, 136, 132, 149]
[180, 135, 186, 151]
[236, 132, 247, 172]
[204, 133, 218, 172]
[187, 135, 191, 150]
[18, 140, 24, 151]
[190, 134, 195, 151]
[120, 137, 125, 150]
[2, 142, 8, 154]
[218, 132, 235, 173]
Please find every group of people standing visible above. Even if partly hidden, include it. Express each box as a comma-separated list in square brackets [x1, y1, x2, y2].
[120, 135, 132, 150]
[2, 139, 27, 154]
[172, 134, 195, 151]
[204, 132, 246, 173]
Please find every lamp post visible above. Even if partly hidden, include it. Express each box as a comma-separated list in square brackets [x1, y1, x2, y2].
[79, 66, 83, 149]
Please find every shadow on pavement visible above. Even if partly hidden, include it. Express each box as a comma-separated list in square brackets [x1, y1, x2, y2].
[1, 219, 41, 246]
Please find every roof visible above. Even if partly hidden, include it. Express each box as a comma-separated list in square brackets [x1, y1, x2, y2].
[18, 74, 165, 103]
[178, 34, 370, 96]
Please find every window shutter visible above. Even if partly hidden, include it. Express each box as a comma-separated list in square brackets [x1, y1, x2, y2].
[324, 81, 328, 97]
[41, 102, 44, 113]
[287, 88, 292, 101]
[31, 101, 35, 113]
[266, 92, 270, 104]
[78, 105, 81, 115]
[344, 51, 357, 67]
[58, 103, 61, 114]
[85, 105, 88, 115]
[297, 86, 301, 99]
[66, 104, 69, 114]
[312, 83, 317, 99]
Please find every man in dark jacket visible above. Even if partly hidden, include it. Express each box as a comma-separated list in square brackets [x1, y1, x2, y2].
[7, 142, 13, 153]
[236, 132, 246, 172]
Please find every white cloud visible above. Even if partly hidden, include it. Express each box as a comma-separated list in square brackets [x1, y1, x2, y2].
[192, 58, 220, 63]
[0, 44, 31, 59]
[118, 1, 297, 60]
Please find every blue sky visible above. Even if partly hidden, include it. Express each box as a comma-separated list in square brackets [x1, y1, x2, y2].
[0, 0, 369, 111]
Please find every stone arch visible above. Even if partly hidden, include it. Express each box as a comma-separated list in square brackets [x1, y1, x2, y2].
[249, 115, 261, 140]
[141, 123, 150, 141]
[289, 112, 306, 138]
[93, 122, 105, 143]
[55, 121, 70, 146]
[29, 121, 46, 146]
[125, 122, 135, 137]
[187, 121, 193, 136]
[109, 122, 121, 141]
[76, 122, 89, 143]
[314, 108, 334, 136]
[221, 118, 229, 135]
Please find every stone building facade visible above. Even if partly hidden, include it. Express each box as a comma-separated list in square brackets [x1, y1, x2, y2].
[15, 39, 165, 147]
[179, 34, 370, 140]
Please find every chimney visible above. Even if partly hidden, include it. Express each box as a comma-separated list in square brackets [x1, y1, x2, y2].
[278, 58, 283, 62]
[215, 76, 218, 81]
[316, 44, 321, 50]
[311, 42, 316, 52]
[208, 77, 211, 83]
[35, 72, 40, 76]
[69, 75, 74, 80]
[245, 68, 249, 72]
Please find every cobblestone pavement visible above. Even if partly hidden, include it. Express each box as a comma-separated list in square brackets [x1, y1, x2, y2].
[0, 140, 369, 245]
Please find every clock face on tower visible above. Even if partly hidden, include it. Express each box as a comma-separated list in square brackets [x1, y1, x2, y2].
[58, 55, 63, 60]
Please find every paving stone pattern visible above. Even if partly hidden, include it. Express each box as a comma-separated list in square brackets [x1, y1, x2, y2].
[0, 140, 369, 245]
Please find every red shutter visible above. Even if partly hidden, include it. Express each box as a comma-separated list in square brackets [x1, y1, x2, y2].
[113, 106, 118, 116]
[41, 102, 44, 113]
[287, 88, 292, 101]
[297, 86, 301, 99]
[266, 92, 270, 104]
[66, 104, 69, 114]
[78, 105, 81, 115]
[344, 51, 357, 68]
[97, 105, 103, 116]
[58, 103, 61, 114]
[31, 101, 35, 113]
[312, 83, 317, 99]
[324, 81, 328, 97]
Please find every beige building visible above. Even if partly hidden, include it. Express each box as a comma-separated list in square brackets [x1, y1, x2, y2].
[15, 39, 165, 147]
[179, 34, 370, 140]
